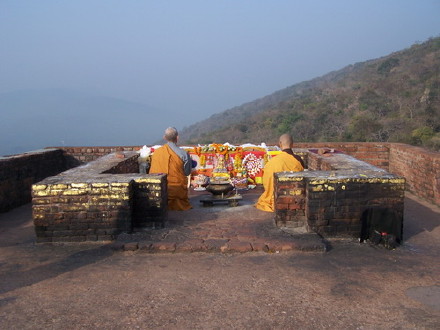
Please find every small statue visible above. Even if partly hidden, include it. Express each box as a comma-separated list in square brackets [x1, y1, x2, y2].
[213, 154, 230, 179]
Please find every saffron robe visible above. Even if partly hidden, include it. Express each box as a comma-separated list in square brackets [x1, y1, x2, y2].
[255, 151, 304, 212]
[149, 144, 192, 211]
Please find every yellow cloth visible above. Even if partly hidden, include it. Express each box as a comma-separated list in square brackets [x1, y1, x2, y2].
[149, 144, 192, 211]
[255, 151, 304, 212]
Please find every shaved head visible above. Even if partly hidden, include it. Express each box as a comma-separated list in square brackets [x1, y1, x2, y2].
[164, 127, 179, 143]
[278, 133, 294, 149]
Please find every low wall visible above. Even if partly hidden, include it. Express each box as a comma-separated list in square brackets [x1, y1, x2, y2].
[32, 152, 167, 243]
[275, 152, 405, 237]
[1, 142, 438, 216]
[52, 146, 141, 167]
[52, 143, 391, 169]
[31, 148, 405, 242]
[0, 149, 68, 213]
[389, 143, 440, 206]
[295, 142, 391, 170]
[56, 142, 437, 206]
[296, 142, 438, 206]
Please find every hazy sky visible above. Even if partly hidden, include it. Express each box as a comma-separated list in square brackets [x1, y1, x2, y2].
[1, 0, 439, 128]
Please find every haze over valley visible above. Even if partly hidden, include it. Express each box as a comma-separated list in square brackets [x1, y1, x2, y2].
[0, 89, 172, 155]
[1, 2, 439, 156]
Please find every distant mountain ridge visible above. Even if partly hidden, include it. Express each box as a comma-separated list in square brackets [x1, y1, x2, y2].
[2, 37, 439, 156]
[0, 89, 168, 156]
[179, 37, 440, 150]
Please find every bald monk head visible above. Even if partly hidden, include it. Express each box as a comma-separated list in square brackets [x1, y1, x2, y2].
[164, 127, 179, 143]
[278, 133, 294, 150]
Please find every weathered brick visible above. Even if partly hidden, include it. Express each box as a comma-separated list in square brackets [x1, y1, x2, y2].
[203, 239, 229, 251]
[150, 242, 176, 252]
[124, 242, 139, 251]
[226, 240, 252, 253]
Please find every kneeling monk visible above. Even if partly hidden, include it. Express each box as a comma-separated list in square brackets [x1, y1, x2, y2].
[149, 127, 192, 211]
[255, 134, 304, 212]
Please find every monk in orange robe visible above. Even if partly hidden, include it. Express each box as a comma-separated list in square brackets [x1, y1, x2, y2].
[149, 127, 192, 211]
[255, 134, 304, 212]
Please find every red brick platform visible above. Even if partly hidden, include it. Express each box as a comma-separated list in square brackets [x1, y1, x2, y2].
[112, 186, 326, 253]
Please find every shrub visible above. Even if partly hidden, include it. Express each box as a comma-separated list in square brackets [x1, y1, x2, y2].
[377, 58, 400, 75]
[411, 126, 435, 145]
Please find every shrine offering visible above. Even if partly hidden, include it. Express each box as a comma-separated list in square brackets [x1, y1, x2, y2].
[212, 154, 230, 179]
[191, 174, 209, 190]
[231, 177, 248, 190]
[184, 143, 279, 186]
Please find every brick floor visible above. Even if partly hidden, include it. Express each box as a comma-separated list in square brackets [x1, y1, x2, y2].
[114, 187, 326, 253]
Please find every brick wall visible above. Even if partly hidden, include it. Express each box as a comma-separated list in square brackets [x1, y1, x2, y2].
[1, 142, 437, 217]
[306, 176, 404, 236]
[32, 152, 167, 243]
[274, 153, 405, 237]
[55, 143, 391, 170]
[296, 143, 438, 206]
[133, 177, 168, 229]
[33, 180, 133, 243]
[389, 143, 440, 206]
[101, 153, 139, 174]
[53, 146, 141, 166]
[275, 177, 306, 228]
[295, 142, 391, 170]
[52, 143, 440, 206]
[0, 149, 67, 213]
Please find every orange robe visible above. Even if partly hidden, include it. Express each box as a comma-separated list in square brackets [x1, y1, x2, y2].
[149, 144, 192, 211]
[255, 151, 304, 212]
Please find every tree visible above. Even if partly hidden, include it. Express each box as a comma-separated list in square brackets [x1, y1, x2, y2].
[346, 113, 383, 141]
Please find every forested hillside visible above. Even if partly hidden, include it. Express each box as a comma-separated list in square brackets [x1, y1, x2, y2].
[180, 37, 440, 150]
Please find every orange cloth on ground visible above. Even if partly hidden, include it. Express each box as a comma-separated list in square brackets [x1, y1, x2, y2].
[149, 144, 192, 211]
[255, 151, 304, 212]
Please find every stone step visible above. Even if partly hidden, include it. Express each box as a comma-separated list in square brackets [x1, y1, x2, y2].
[110, 234, 327, 253]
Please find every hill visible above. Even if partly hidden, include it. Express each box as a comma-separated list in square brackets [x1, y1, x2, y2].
[179, 37, 440, 150]
[0, 89, 169, 156]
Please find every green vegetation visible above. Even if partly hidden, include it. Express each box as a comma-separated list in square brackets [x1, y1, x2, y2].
[411, 126, 435, 145]
[377, 57, 400, 75]
[180, 37, 440, 151]
[275, 112, 302, 135]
